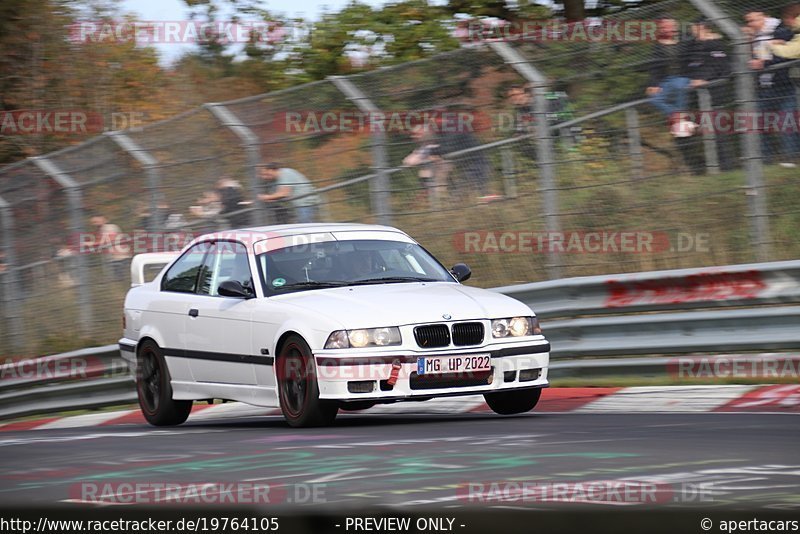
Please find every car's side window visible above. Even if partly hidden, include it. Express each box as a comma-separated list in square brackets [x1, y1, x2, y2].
[197, 241, 252, 297]
[196, 243, 218, 296]
[161, 243, 209, 293]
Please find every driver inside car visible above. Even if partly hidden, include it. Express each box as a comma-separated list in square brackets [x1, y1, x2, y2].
[341, 251, 381, 279]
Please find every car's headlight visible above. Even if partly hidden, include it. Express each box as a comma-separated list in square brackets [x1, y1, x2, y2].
[491, 317, 541, 338]
[324, 327, 402, 349]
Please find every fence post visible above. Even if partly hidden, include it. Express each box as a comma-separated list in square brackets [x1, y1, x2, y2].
[0, 196, 24, 353]
[625, 107, 644, 180]
[489, 42, 562, 279]
[500, 147, 518, 199]
[690, 0, 769, 261]
[696, 87, 720, 175]
[204, 103, 265, 226]
[328, 76, 393, 227]
[106, 132, 164, 232]
[30, 157, 93, 337]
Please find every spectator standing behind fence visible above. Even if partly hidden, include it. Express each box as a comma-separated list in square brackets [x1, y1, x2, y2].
[191, 178, 250, 229]
[744, 9, 799, 167]
[216, 177, 251, 227]
[89, 215, 130, 278]
[769, 5, 800, 59]
[437, 129, 499, 204]
[258, 163, 320, 224]
[646, 17, 698, 137]
[685, 18, 738, 171]
[402, 125, 451, 209]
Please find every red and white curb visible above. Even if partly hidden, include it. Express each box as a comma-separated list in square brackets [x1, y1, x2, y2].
[1, 385, 798, 432]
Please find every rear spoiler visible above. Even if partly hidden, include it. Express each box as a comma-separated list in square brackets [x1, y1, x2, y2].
[130, 252, 180, 287]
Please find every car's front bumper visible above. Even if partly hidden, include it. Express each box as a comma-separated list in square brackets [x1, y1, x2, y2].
[314, 339, 549, 402]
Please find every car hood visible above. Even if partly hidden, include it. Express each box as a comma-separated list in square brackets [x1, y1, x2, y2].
[268, 282, 533, 327]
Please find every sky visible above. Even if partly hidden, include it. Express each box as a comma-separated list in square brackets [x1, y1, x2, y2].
[120, 0, 386, 64]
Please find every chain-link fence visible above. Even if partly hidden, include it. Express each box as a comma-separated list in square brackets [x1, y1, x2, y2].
[1, 0, 799, 355]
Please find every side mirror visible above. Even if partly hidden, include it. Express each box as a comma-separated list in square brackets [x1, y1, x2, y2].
[451, 263, 472, 283]
[218, 280, 254, 299]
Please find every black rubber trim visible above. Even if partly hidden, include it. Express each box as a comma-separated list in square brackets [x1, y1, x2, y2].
[316, 343, 550, 367]
[119, 342, 136, 353]
[492, 343, 551, 358]
[163, 348, 274, 366]
[317, 355, 418, 367]
[341, 383, 550, 404]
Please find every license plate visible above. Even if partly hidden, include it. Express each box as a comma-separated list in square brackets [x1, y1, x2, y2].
[417, 354, 491, 375]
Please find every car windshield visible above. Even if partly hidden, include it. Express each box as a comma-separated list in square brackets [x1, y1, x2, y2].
[257, 239, 456, 295]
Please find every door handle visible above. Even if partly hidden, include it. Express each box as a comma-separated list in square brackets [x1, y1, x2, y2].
[188, 308, 199, 318]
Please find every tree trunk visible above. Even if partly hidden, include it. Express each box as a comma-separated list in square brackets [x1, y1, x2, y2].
[563, 0, 585, 22]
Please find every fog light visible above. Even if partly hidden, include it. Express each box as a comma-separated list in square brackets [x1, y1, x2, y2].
[347, 380, 375, 394]
[503, 370, 517, 382]
[519, 368, 541, 382]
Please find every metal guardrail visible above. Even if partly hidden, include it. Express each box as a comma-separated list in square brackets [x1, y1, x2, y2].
[0, 346, 134, 420]
[1, 260, 799, 421]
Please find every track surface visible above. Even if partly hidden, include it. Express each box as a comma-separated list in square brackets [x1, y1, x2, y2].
[1, 411, 798, 510]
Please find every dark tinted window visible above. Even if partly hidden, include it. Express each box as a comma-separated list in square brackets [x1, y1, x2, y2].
[161, 243, 209, 293]
[257, 239, 454, 295]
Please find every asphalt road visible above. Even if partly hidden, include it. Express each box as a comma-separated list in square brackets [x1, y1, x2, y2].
[1, 411, 797, 512]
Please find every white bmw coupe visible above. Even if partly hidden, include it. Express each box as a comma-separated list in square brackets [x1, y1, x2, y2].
[119, 223, 550, 427]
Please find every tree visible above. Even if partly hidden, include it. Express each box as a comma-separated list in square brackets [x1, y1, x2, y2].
[562, 0, 586, 21]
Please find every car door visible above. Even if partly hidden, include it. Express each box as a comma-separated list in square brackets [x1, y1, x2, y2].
[148, 242, 210, 382]
[185, 240, 259, 385]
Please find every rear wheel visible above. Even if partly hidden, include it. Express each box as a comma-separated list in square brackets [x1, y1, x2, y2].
[276, 335, 338, 427]
[484, 388, 542, 415]
[136, 340, 192, 426]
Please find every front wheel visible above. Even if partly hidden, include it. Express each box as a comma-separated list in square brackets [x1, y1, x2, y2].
[276, 335, 338, 427]
[484, 388, 542, 415]
[136, 340, 192, 426]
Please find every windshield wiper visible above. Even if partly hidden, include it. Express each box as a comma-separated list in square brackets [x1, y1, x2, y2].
[273, 281, 348, 291]
[348, 276, 439, 286]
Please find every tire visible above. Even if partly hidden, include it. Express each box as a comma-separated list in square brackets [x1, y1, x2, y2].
[484, 388, 542, 415]
[276, 335, 338, 427]
[136, 340, 192, 426]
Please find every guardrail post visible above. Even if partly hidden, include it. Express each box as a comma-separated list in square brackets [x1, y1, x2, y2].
[489, 42, 562, 279]
[329, 76, 393, 227]
[696, 87, 720, 175]
[204, 104, 265, 226]
[690, 0, 769, 261]
[0, 196, 24, 353]
[31, 157, 93, 337]
[625, 107, 644, 180]
[106, 132, 164, 232]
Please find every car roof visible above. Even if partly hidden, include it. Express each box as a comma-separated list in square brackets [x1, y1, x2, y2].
[185, 223, 413, 250]
[234, 222, 405, 237]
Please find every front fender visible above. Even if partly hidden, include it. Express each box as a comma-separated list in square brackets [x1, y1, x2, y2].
[271, 321, 335, 357]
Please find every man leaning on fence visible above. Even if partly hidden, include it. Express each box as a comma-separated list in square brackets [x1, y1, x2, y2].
[646, 16, 699, 137]
[768, 5, 800, 60]
[258, 163, 321, 224]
